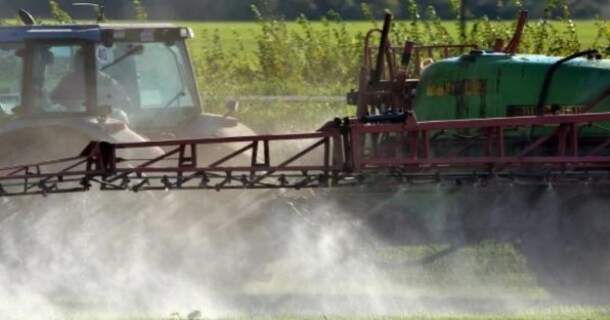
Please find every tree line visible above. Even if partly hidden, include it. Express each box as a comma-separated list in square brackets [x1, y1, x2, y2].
[0, 0, 608, 20]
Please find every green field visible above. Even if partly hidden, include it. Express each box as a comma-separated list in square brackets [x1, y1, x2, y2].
[92, 309, 610, 320]
[185, 20, 603, 52]
[59, 241, 608, 319]
[185, 19, 608, 90]
[169, 310, 610, 320]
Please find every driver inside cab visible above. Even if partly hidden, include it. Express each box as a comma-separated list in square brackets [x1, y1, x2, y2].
[51, 49, 133, 113]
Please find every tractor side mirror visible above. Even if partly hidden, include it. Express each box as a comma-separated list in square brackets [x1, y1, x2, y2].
[18, 9, 37, 26]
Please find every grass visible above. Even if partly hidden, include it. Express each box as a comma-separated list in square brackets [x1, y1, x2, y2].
[72, 309, 610, 320]
[260, 311, 610, 319]
[48, 241, 609, 319]
[161, 308, 610, 320]
[185, 20, 602, 53]
[258, 310, 610, 319]
[184, 17, 610, 96]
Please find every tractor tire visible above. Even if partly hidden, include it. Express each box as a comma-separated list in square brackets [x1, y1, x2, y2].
[0, 126, 91, 167]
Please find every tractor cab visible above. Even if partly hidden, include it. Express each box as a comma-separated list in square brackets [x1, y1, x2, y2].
[1, 19, 255, 145]
[0, 24, 201, 129]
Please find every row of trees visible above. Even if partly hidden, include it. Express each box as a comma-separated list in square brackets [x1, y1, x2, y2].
[0, 0, 608, 20]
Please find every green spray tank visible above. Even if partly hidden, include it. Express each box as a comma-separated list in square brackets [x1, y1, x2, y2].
[414, 51, 610, 121]
[348, 10, 610, 130]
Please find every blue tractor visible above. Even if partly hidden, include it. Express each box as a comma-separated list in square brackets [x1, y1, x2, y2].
[0, 9, 254, 167]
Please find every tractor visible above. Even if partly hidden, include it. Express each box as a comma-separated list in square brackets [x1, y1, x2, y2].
[0, 9, 282, 290]
[1, 9, 609, 303]
[0, 9, 254, 168]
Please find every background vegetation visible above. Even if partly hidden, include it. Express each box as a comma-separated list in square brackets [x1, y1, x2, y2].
[187, 1, 610, 131]
[2, 0, 610, 20]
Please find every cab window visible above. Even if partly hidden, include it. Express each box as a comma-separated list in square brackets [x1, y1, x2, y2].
[30, 44, 87, 113]
[97, 42, 196, 110]
[0, 44, 24, 115]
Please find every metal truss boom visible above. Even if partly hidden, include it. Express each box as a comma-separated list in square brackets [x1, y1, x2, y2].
[3, 111, 610, 197]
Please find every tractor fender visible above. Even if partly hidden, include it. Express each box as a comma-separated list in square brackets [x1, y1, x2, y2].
[0, 117, 139, 143]
[0, 117, 165, 167]
[176, 113, 257, 139]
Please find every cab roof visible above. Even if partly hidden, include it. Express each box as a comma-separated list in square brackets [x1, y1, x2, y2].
[0, 23, 188, 43]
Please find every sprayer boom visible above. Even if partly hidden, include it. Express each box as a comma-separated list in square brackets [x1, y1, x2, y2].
[3, 111, 610, 196]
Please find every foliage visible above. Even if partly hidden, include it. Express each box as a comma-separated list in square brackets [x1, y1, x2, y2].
[132, 0, 148, 21]
[2, 0, 610, 20]
[49, 0, 72, 24]
[193, 1, 610, 100]
[196, 5, 363, 97]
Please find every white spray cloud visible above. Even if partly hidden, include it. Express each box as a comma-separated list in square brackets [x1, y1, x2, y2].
[0, 183, 607, 319]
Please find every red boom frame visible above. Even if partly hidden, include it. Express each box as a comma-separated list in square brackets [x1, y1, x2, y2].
[3, 108, 610, 196]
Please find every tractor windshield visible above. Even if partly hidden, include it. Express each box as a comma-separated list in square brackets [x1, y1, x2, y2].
[95, 41, 198, 111]
[24, 40, 199, 117]
[0, 44, 23, 115]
